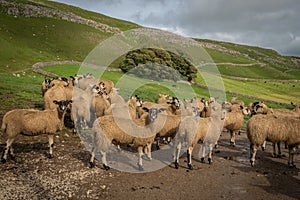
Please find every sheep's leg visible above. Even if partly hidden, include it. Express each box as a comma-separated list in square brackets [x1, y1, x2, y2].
[1, 138, 15, 163]
[48, 135, 54, 159]
[230, 130, 236, 147]
[288, 147, 296, 168]
[207, 144, 214, 164]
[101, 151, 110, 170]
[145, 143, 152, 161]
[277, 142, 282, 158]
[89, 148, 96, 168]
[250, 144, 258, 167]
[174, 142, 182, 169]
[187, 146, 193, 170]
[199, 142, 206, 163]
[137, 146, 144, 171]
[261, 141, 266, 151]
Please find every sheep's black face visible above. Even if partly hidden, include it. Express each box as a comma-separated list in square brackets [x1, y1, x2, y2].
[53, 100, 72, 112]
[45, 79, 52, 89]
[169, 97, 180, 110]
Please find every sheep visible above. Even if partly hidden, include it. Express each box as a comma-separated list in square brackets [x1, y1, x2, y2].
[254, 102, 300, 157]
[154, 113, 182, 149]
[41, 78, 52, 96]
[137, 97, 181, 118]
[44, 85, 67, 110]
[173, 102, 226, 169]
[230, 97, 245, 107]
[78, 74, 99, 90]
[71, 84, 101, 130]
[157, 94, 169, 104]
[99, 79, 114, 95]
[50, 76, 69, 88]
[1, 100, 72, 163]
[89, 107, 166, 171]
[200, 98, 216, 118]
[222, 104, 250, 147]
[247, 114, 300, 168]
[93, 91, 112, 118]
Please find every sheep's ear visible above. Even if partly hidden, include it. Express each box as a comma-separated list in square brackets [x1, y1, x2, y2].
[53, 100, 59, 104]
[67, 100, 73, 104]
[142, 107, 149, 112]
[291, 102, 294, 106]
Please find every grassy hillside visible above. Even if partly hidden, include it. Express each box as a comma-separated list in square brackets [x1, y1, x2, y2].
[0, 0, 140, 73]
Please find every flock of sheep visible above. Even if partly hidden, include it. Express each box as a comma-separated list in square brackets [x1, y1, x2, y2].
[1, 73, 300, 171]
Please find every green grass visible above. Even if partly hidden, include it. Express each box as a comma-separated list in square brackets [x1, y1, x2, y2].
[0, 13, 109, 73]
[195, 71, 300, 104]
[0, 71, 44, 110]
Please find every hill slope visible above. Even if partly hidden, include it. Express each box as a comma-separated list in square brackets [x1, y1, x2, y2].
[0, 0, 140, 72]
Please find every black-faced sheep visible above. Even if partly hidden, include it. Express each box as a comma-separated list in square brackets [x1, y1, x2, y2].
[247, 114, 300, 168]
[1, 100, 72, 163]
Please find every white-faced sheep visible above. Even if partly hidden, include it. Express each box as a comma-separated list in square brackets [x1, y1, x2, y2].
[89, 107, 166, 171]
[1, 100, 72, 163]
[247, 114, 300, 168]
[173, 102, 226, 169]
[223, 104, 250, 147]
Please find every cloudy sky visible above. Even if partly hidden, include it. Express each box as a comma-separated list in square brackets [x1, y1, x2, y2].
[53, 0, 300, 56]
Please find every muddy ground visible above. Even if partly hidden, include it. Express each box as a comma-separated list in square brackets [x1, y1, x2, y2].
[0, 120, 300, 200]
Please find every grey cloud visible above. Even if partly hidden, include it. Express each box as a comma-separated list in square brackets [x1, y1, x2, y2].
[52, 0, 300, 56]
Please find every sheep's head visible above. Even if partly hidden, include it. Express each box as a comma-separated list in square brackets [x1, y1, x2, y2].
[53, 100, 72, 113]
[142, 107, 166, 123]
[168, 97, 181, 110]
[44, 78, 52, 89]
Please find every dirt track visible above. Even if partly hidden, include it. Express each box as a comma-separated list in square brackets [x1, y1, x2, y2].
[0, 127, 300, 200]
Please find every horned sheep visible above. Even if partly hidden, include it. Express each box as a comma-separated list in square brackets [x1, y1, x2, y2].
[1, 100, 72, 163]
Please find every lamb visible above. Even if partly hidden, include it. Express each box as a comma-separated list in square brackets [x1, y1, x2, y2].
[222, 104, 250, 147]
[247, 114, 300, 168]
[1, 100, 72, 163]
[89, 107, 166, 171]
[173, 102, 226, 169]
